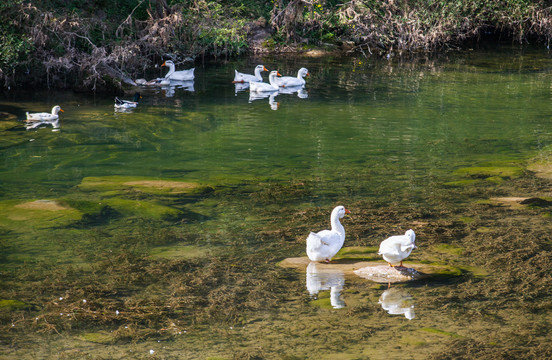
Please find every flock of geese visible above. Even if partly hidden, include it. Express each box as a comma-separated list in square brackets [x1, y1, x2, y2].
[306, 205, 417, 267]
[23, 63, 415, 313]
[23, 62, 309, 128]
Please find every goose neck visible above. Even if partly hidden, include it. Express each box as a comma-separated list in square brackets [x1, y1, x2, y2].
[165, 63, 175, 77]
[330, 216, 345, 235]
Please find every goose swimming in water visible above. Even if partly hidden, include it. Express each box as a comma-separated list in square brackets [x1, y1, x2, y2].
[276, 67, 309, 87]
[26, 105, 63, 122]
[233, 65, 268, 83]
[162, 60, 195, 81]
[249, 71, 281, 93]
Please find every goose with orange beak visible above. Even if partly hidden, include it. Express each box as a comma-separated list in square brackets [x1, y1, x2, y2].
[306, 205, 351, 263]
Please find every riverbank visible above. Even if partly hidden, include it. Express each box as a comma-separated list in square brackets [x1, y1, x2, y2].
[2, 0, 552, 93]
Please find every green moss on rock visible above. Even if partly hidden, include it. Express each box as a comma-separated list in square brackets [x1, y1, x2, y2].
[443, 179, 480, 187]
[79, 331, 114, 344]
[453, 166, 523, 179]
[333, 246, 380, 261]
[78, 176, 210, 196]
[0, 299, 33, 311]
[0, 199, 82, 231]
[434, 244, 464, 256]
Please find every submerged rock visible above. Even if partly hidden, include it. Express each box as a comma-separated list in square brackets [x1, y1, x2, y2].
[14, 199, 72, 211]
[78, 176, 209, 195]
[279, 256, 423, 283]
[278, 256, 373, 275]
[280, 252, 463, 284]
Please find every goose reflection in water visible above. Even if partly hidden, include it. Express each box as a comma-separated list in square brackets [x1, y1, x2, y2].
[306, 262, 346, 309]
[25, 118, 60, 132]
[248, 92, 280, 111]
[114, 106, 135, 114]
[162, 80, 195, 97]
[278, 85, 308, 99]
[378, 287, 415, 320]
[234, 82, 250, 95]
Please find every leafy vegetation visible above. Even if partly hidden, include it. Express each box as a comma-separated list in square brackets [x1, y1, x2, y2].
[1, 0, 552, 90]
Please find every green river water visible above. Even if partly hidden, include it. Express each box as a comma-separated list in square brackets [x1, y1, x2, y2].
[1, 45, 552, 359]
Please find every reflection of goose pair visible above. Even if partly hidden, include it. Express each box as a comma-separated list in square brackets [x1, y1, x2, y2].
[306, 205, 416, 267]
[305, 262, 416, 318]
[248, 88, 308, 110]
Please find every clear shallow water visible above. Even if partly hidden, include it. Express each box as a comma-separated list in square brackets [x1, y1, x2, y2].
[3, 50, 552, 197]
[1, 46, 552, 358]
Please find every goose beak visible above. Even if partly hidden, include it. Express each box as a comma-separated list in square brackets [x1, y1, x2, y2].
[277, 72, 282, 76]
[263, 66, 268, 71]
[345, 208, 351, 214]
[162, 61, 166, 67]
[59, 109, 64, 112]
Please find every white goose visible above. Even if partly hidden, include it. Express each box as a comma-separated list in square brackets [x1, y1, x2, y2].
[276, 67, 309, 87]
[378, 229, 416, 267]
[233, 65, 268, 83]
[249, 70, 281, 93]
[114, 93, 141, 109]
[26, 105, 63, 122]
[162, 60, 195, 81]
[306, 205, 350, 262]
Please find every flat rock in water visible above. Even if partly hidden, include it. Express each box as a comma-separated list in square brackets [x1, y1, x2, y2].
[354, 264, 425, 283]
[279, 257, 374, 275]
[279, 257, 427, 283]
[15, 200, 72, 211]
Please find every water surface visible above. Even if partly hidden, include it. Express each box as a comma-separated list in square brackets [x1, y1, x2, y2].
[1, 46, 552, 359]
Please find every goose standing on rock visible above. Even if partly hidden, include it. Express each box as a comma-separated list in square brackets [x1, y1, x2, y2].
[114, 93, 141, 109]
[26, 105, 63, 122]
[378, 229, 416, 268]
[306, 205, 351, 262]
[233, 65, 268, 83]
[162, 60, 195, 81]
[250, 70, 281, 93]
[276, 67, 309, 87]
